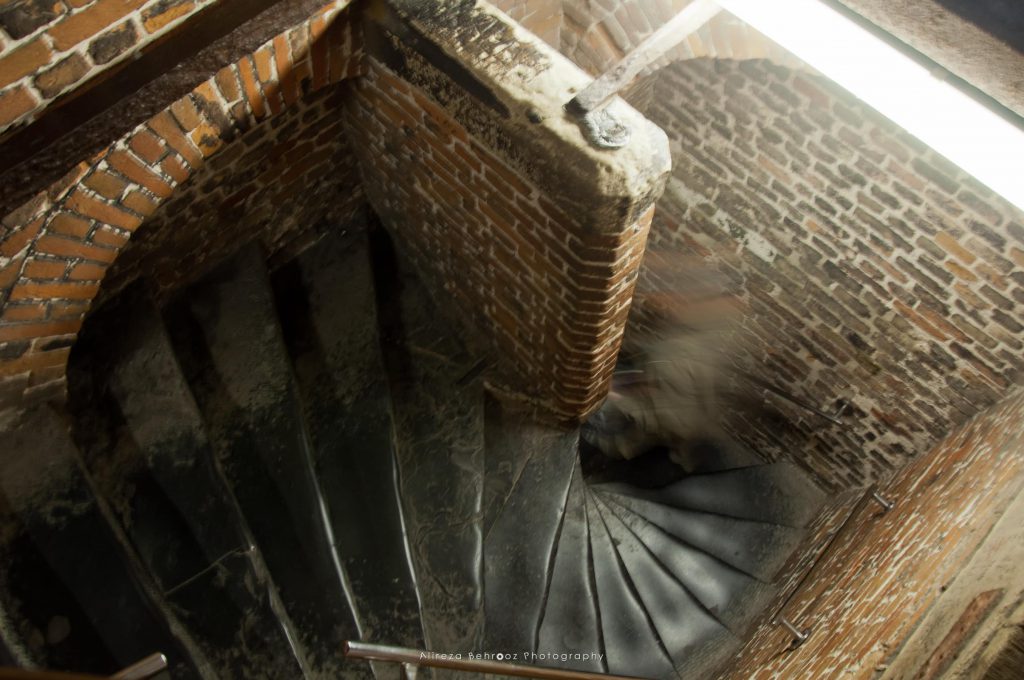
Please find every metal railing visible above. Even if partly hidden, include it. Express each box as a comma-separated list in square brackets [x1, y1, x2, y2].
[771, 484, 896, 648]
[0, 653, 166, 680]
[564, 0, 722, 148]
[344, 641, 649, 680]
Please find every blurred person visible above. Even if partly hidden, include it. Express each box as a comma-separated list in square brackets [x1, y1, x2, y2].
[583, 250, 743, 463]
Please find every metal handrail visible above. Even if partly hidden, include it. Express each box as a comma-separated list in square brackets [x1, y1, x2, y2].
[343, 641, 649, 680]
[771, 483, 895, 648]
[0, 653, 166, 680]
[564, 0, 722, 148]
[109, 654, 167, 680]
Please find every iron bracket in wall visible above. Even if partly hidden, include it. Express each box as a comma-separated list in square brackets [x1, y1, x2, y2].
[775, 615, 811, 649]
[870, 491, 895, 513]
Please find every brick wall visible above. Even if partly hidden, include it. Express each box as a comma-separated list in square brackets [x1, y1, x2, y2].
[97, 81, 363, 303]
[0, 0, 363, 411]
[346, 0, 670, 421]
[721, 386, 1024, 679]
[638, 58, 1024, 490]
[0, 0, 218, 136]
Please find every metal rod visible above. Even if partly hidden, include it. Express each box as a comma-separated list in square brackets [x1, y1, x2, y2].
[109, 653, 168, 680]
[772, 484, 878, 623]
[775, 616, 810, 648]
[566, 0, 723, 116]
[744, 374, 845, 425]
[344, 642, 646, 680]
[871, 492, 895, 513]
[455, 356, 494, 387]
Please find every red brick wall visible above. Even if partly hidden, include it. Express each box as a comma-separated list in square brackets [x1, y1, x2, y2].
[721, 386, 1024, 679]
[639, 59, 1024, 489]
[97, 82, 363, 303]
[345, 0, 670, 421]
[343, 58, 653, 420]
[0, 0, 219, 135]
[0, 0, 363, 410]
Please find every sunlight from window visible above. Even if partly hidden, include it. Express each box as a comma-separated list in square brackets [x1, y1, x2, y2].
[717, 0, 1024, 211]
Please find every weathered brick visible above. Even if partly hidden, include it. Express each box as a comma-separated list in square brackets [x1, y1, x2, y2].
[1, 302, 48, 322]
[142, 0, 196, 33]
[934, 231, 976, 265]
[129, 129, 165, 163]
[89, 20, 137, 64]
[238, 55, 266, 120]
[0, 318, 82, 342]
[34, 52, 90, 99]
[912, 157, 960, 194]
[0, 217, 44, 258]
[159, 153, 190, 183]
[35, 233, 117, 262]
[49, 299, 90, 319]
[214, 65, 241, 102]
[48, 0, 147, 51]
[89, 226, 130, 248]
[189, 122, 223, 157]
[9, 280, 100, 301]
[122, 189, 158, 216]
[0, 38, 53, 89]
[0, 0, 64, 39]
[170, 95, 203, 131]
[149, 110, 203, 167]
[68, 262, 107, 281]
[107, 150, 174, 197]
[0, 85, 37, 127]
[48, 212, 92, 238]
[84, 168, 128, 200]
[22, 259, 67, 279]
[65, 189, 141, 231]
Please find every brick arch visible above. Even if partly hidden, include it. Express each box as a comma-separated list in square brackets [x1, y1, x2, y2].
[0, 1, 364, 411]
[561, 0, 809, 77]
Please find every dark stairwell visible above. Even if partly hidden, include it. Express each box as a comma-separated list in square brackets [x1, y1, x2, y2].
[0, 219, 826, 680]
[8, 2, 1023, 679]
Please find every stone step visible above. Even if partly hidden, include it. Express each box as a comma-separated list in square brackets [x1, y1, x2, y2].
[593, 494, 740, 678]
[536, 461, 603, 673]
[596, 490, 803, 581]
[272, 229, 424, 654]
[370, 227, 486, 662]
[482, 401, 577, 654]
[164, 245, 364, 678]
[0, 406, 203, 678]
[585, 492, 679, 680]
[70, 289, 309, 680]
[593, 462, 825, 527]
[598, 495, 765, 636]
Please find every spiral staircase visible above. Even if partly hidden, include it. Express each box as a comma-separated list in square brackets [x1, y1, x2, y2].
[0, 223, 825, 680]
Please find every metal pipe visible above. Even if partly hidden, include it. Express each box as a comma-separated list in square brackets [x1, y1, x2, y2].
[566, 0, 722, 116]
[564, 0, 722, 149]
[771, 484, 879, 629]
[343, 642, 648, 680]
[109, 653, 167, 680]
[743, 374, 845, 425]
